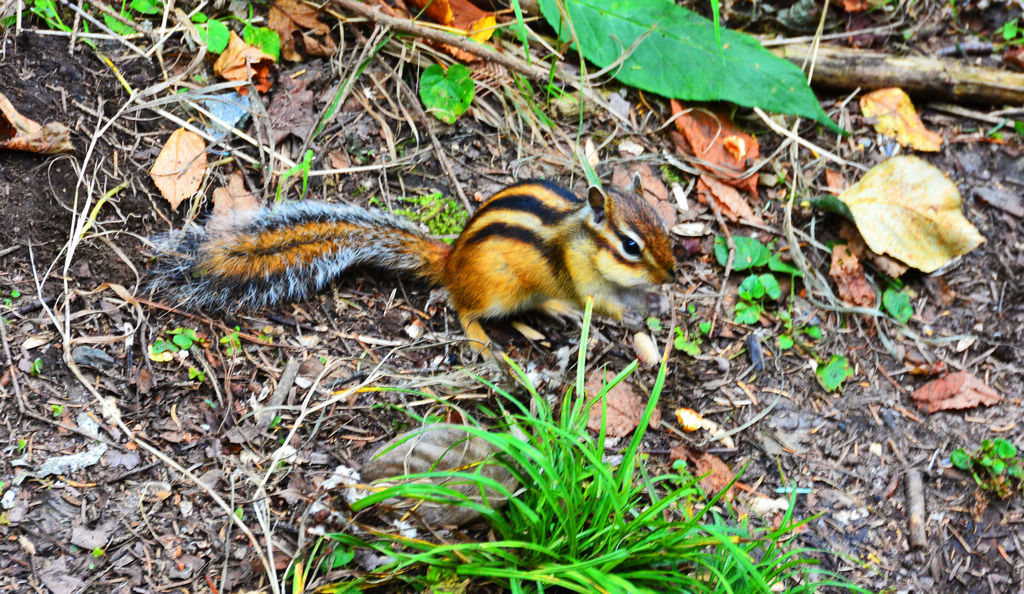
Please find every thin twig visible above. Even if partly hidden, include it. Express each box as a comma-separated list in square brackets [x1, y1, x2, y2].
[707, 196, 734, 337]
[702, 396, 782, 448]
[927, 102, 1014, 125]
[753, 107, 862, 170]
[0, 312, 26, 412]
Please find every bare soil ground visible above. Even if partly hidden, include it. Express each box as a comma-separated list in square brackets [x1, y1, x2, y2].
[1, 5, 1023, 592]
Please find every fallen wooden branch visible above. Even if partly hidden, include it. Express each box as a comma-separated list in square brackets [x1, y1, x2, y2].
[773, 43, 1024, 106]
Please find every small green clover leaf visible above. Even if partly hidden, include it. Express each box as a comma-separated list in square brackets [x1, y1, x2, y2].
[738, 274, 765, 300]
[198, 18, 230, 53]
[882, 288, 913, 324]
[419, 64, 475, 124]
[816, 354, 853, 392]
[950, 448, 970, 470]
[768, 253, 802, 277]
[714, 236, 770, 271]
[244, 24, 280, 61]
[734, 300, 761, 325]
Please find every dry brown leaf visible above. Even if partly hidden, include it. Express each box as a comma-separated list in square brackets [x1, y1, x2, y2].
[839, 222, 909, 278]
[670, 444, 734, 496]
[860, 88, 942, 152]
[824, 168, 848, 195]
[267, 75, 315, 143]
[149, 128, 206, 211]
[829, 245, 874, 307]
[137, 367, 154, 395]
[269, 0, 323, 36]
[585, 369, 661, 437]
[0, 92, 73, 154]
[909, 371, 1002, 413]
[653, 199, 681, 226]
[611, 165, 668, 201]
[328, 151, 350, 169]
[299, 31, 337, 57]
[838, 222, 867, 258]
[636, 165, 669, 200]
[268, 0, 337, 61]
[212, 171, 258, 217]
[696, 174, 765, 225]
[213, 31, 274, 94]
[670, 100, 759, 195]
[868, 253, 908, 278]
[1005, 46, 1024, 70]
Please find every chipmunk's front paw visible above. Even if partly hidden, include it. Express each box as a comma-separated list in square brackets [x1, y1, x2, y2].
[647, 291, 671, 317]
[621, 308, 645, 330]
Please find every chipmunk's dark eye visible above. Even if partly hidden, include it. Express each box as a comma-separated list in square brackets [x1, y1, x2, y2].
[622, 238, 642, 257]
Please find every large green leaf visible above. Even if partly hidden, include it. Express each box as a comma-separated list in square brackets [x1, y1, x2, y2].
[537, 0, 842, 133]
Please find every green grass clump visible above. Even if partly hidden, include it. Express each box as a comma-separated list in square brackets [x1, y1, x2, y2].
[310, 302, 863, 593]
[389, 191, 468, 240]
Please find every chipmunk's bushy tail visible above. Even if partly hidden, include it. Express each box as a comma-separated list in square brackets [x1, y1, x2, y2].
[148, 202, 450, 312]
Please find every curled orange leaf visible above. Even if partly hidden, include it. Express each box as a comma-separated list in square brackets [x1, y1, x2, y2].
[213, 31, 274, 94]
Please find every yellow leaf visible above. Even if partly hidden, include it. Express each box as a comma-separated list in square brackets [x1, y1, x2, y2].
[860, 88, 943, 152]
[465, 14, 496, 43]
[839, 156, 984, 273]
[149, 128, 207, 211]
[147, 344, 174, 362]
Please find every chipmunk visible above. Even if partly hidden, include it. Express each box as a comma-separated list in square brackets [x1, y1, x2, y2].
[148, 180, 676, 356]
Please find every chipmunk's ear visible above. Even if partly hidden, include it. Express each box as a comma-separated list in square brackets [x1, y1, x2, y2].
[588, 186, 607, 224]
[631, 172, 644, 196]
